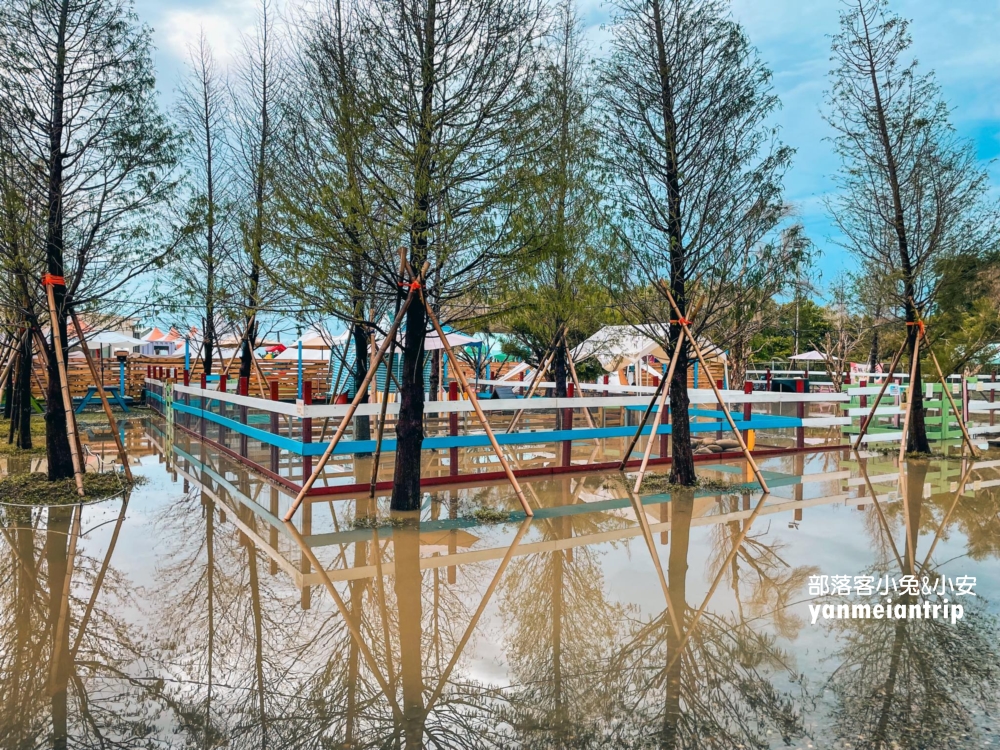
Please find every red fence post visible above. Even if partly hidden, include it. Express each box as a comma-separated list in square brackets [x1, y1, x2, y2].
[449, 381, 459, 477]
[992, 371, 997, 428]
[742, 380, 753, 444]
[795, 379, 805, 449]
[270, 380, 280, 474]
[302, 381, 313, 485]
[218, 373, 227, 447]
[859, 378, 867, 410]
[238, 376, 249, 457]
[200, 373, 207, 437]
[716, 379, 724, 440]
[561, 383, 574, 467]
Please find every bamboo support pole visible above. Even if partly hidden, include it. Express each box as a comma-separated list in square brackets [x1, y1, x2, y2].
[665, 489, 770, 674]
[853, 337, 908, 449]
[563, 337, 597, 432]
[49, 504, 82, 690]
[219, 314, 256, 383]
[618, 368, 668, 470]
[623, 483, 682, 638]
[284, 520, 404, 723]
[368, 254, 408, 498]
[283, 268, 426, 522]
[898, 335, 921, 464]
[505, 325, 565, 433]
[659, 282, 769, 493]
[632, 342, 682, 493]
[854, 452, 905, 571]
[423, 518, 531, 713]
[919, 460, 974, 573]
[0, 327, 25, 394]
[69, 310, 133, 481]
[920, 332, 978, 457]
[44, 281, 85, 496]
[418, 279, 533, 517]
[70, 495, 130, 659]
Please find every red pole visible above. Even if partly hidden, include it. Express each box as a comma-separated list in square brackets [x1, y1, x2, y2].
[716, 379, 724, 440]
[795, 379, 805, 449]
[238, 376, 249, 457]
[742, 380, 753, 444]
[302, 381, 313, 485]
[449, 380, 459, 477]
[562, 383, 574, 467]
[270, 380, 280, 474]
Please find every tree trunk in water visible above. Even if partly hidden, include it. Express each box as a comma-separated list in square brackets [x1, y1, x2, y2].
[663, 491, 692, 748]
[394, 525, 426, 748]
[428, 349, 440, 402]
[352, 320, 371, 454]
[44, 0, 74, 481]
[44, 343, 73, 480]
[668, 351, 696, 486]
[47, 507, 71, 749]
[904, 306, 930, 453]
[9, 333, 32, 449]
[391, 298, 426, 510]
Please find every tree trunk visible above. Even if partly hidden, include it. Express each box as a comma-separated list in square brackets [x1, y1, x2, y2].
[351, 318, 371, 453]
[668, 349, 696, 486]
[394, 525, 426, 748]
[663, 491, 692, 748]
[428, 348, 440, 402]
[650, 0, 694, 485]
[9, 332, 32, 449]
[43, 0, 74, 480]
[47, 506, 71, 749]
[904, 298, 930, 454]
[867, 328, 879, 372]
[391, 297, 426, 510]
[203, 314, 216, 376]
[392, 0, 435, 511]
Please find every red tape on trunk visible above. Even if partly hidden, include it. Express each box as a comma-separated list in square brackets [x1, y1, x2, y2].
[41, 274, 65, 287]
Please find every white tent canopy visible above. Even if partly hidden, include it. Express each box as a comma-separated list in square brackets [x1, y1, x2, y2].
[788, 350, 835, 361]
[376, 329, 482, 352]
[572, 325, 726, 372]
[70, 330, 146, 349]
[274, 328, 347, 361]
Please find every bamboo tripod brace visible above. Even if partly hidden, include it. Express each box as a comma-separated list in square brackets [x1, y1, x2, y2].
[853, 318, 978, 458]
[43, 274, 85, 496]
[659, 282, 769, 494]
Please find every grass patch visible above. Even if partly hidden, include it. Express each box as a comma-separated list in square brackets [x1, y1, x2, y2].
[0, 471, 146, 506]
[904, 450, 947, 460]
[467, 507, 514, 525]
[639, 472, 752, 495]
[350, 515, 407, 530]
[0, 417, 47, 455]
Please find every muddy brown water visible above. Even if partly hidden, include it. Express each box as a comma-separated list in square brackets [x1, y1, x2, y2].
[2, 417, 1000, 748]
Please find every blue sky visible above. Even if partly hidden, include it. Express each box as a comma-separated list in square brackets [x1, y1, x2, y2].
[139, 0, 1000, 301]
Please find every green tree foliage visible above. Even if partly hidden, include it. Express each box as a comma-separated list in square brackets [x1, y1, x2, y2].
[498, 0, 611, 396]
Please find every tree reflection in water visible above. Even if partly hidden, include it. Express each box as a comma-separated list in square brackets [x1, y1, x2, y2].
[824, 458, 1000, 749]
[0, 488, 180, 749]
[10, 428, 1000, 748]
[607, 487, 805, 749]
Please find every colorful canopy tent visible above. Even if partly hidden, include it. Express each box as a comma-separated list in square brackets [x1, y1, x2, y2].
[572, 324, 727, 388]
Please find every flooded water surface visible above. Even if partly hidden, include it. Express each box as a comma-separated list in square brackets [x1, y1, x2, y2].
[3, 417, 1000, 748]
